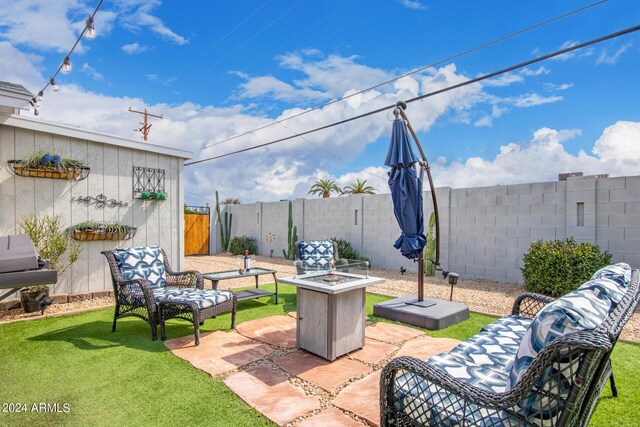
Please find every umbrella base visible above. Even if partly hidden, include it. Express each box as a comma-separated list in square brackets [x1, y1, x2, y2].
[373, 295, 469, 330]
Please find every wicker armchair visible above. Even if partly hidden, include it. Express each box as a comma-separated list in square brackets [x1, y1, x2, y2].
[294, 240, 348, 274]
[102, 246, 204, 341]
[381, 266, 640, 427]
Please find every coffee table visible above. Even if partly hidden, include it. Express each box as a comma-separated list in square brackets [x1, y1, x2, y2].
[203, 268, 279, 304]
[280, 271, 384, 361]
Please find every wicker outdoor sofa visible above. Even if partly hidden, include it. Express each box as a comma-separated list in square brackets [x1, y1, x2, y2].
[102, 246, 236, 344]
[381, 263, 639, 426]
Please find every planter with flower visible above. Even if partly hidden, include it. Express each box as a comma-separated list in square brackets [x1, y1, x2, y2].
[8, 150, 90, 180]
[68, 221, 137, 241]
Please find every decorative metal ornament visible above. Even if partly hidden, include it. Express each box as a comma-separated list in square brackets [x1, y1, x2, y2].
[72, 193, 128, 209]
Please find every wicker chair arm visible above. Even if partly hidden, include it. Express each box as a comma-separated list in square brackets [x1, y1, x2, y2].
[511, 292, 555, 318]
[114, 278, 157, 315]
[165, 269, 203, 289]
[294, 260, 305, 275]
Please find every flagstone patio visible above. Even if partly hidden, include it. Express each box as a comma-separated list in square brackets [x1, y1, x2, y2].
[165, 316, 460, 426]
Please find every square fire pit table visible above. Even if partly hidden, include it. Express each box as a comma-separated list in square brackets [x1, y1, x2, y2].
[203, 268, 278, 304]
[279, 270, 384, 361]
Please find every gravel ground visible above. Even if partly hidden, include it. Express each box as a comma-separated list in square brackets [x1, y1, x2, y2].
[2, 254, 638, 343]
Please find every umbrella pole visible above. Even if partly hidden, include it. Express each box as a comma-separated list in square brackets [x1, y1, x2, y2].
[394, 102, 440, 302]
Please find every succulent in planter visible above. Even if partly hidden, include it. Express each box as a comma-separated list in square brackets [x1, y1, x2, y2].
[11, 149, 89, 180]
[153, 191, 167, 200]
[68, 221, 137, 241]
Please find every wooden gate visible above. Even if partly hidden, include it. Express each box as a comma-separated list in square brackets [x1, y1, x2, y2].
[184, 206, 210, 256]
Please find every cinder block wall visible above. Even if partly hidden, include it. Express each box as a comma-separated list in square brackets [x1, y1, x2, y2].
[217, 175, 640, 283]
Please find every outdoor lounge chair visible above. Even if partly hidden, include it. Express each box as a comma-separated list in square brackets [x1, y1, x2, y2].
[294, 240, 347, 275]
[102, 246, 236, 343]
[380, 263, 640, 426]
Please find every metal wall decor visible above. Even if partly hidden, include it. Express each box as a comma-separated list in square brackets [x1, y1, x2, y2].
[72, 194, 128, 209]
[133, 166, 167, 200]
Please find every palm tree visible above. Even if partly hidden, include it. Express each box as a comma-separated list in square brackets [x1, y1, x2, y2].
[342, 179, 376, 195]
[308, 179, 341, 198]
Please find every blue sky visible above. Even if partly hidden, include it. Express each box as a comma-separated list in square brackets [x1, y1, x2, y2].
[1, 0, 639, 204]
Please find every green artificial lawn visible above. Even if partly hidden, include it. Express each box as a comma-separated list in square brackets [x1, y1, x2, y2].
[0, 284, 637, 426]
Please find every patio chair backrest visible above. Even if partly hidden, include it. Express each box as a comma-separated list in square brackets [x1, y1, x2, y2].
[297, 240, 336, 272]
[112, 246, 167, 289]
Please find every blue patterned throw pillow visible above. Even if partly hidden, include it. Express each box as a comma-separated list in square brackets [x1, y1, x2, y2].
[508, 288, 611, 390]
[113, 246, 167, 289]
[299, 240, 335, 271]
[590, 262, 631, 288]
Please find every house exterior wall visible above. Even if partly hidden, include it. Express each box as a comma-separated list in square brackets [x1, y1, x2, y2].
[0, 119, 187, 297]
[218, 175, 640, 283]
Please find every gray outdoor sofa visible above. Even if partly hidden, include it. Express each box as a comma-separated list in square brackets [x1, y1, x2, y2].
[381, 263, 639, 426]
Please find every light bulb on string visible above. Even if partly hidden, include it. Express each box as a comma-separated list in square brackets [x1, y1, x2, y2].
[50, 77, 58, 92]
[62, 56, 72, 73]
[85, 16, 96, 40]
[36, 91, 44, 102]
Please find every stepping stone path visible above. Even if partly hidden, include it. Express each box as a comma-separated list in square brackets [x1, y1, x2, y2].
[276, 351, 372, 392]
[235, 314, 297, 348]
[164, 330, 274, 377]
[224, 365, 321, 426]
[165, 315, 461, 426]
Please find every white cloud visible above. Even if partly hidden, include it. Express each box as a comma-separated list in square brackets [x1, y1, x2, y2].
[483, 72, 524, 87]
[121, 42, 150, 54]
[520, 66, 550, 76]
[544, 82, 574, 91]
[81, 63, 103, 80]
[145, 73, 177, 85]
[235, 75, 330, 102]
[429, 124, 640, 188]
[596, 43, 632, 65]
[334, 167, 388, 192]
[0, 42, 43, 91]
[117, 0, 188, 45]
[397, 0, 426, 10]
[506, 93, 563, 108]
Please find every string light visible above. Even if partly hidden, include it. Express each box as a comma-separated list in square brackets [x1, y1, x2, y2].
[30, 0, 104, 115]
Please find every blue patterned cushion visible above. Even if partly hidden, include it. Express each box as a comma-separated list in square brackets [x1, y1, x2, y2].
[578, 278, 626, 308]
[113, 246, 167, 289]
[590, 262, 631, 288]
[153, 288, 232, 309]
[428, 352, 509, 393]
[508, 289, 611, 390]
[299, 240, 335, 271]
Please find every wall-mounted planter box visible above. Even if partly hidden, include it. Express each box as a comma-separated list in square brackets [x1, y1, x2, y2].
[8, 160, 90, 181]
[133, 166, 167, 200]
[69, 222, 136, 241]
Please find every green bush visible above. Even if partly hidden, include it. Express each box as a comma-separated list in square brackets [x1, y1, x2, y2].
[521, 238, 612, 297]
[228, 235, 258, 256]
[330, 237, 370, 266]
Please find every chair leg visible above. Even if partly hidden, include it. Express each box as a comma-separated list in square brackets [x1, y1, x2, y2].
[194, 322, 200, 346]
[160, 317, 167, 341]
[151, 322, 158, 341]
[231, 308, 236, 329]
[609, 372, 618, 397]
[112, 305, 119, 332]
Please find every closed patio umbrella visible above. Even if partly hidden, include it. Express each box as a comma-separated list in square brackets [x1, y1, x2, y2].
[385, 102, 440, 302]
[385, 118, 426, 260]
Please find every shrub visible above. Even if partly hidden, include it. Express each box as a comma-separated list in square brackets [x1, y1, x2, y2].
[521, 238, 612, 297]
[330, 237, 371, 266]
[228, 235, 258, 256]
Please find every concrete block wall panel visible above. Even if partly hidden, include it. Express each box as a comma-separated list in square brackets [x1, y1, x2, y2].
[225, 175, 640, 284]
[0, 123, 185, 296]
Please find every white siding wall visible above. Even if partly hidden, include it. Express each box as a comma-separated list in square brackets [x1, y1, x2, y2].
[0, 123, 185, 296]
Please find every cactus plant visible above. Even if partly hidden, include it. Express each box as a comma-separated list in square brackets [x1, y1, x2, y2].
[424, 212, 436, 276]
[215, 191, 232, 252]
[282, 201, 298, 260]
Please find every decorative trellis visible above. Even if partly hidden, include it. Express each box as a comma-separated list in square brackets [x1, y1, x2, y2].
[133, 166, 166, 199]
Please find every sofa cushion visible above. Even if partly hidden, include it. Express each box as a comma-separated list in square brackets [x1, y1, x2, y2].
[578, 278, 626, 308]
[153, 288, 233, 309]
[113, 246, 167, 289]
[590, 262, 631, 288]
[299, 240, 335, 271]
[508, 289, 611, 389]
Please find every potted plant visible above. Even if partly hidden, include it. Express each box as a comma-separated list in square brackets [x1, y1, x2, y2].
[153, 191, 167, 200]
[18, 215, 81, 313]
[9, 150, 89, 180]
[68, 221, 137, 241]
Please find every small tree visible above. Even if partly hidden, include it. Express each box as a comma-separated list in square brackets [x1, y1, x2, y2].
[341, 179, 376, 195]
[308, 179, 341, 198]
[19, 214, 81, 276]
